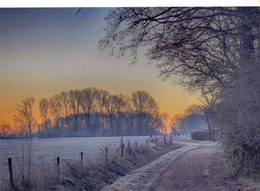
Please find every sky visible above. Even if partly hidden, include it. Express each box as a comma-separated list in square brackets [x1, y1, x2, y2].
[0, 8, 201, 126]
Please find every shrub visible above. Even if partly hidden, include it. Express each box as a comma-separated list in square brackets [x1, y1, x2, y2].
[191, 130, 213, 141]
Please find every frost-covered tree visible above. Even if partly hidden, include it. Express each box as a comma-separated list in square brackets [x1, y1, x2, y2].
[100, 8, 257, 90]
[215, 60, 260, 178]
[100, 7, 260, 178]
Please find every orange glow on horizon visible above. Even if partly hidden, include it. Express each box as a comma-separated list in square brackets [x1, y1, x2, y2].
[1, 87, 200, 131]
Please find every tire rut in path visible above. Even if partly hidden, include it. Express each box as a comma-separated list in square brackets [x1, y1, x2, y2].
[150, 145, 254, 191]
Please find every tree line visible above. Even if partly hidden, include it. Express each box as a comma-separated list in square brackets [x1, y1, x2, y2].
[10, 89, 168, 137]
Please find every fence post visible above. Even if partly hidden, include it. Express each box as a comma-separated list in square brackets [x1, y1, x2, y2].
[57, 157, 60, 182]
[163, 134, 166, 144]
[146, 140, 149, 149]
[135, 141, 138, 148]
[80, 152, 83, 163]
[8, 158, 14, 189]
[155, 136, 157, 146]
[121, 145, 124, 157]
[170, 134, 173, 143]
[120, 139, 125, 157]
[105, 147, 108, 162]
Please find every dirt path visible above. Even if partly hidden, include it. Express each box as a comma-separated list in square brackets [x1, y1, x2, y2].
[150, 144, 259, 191]
[151, 145, 228, 191]
[103, 144, 199, 191]
[103, 140, 259, 191]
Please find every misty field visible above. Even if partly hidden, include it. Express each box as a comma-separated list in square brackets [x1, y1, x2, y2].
[0, 136, 151, 184]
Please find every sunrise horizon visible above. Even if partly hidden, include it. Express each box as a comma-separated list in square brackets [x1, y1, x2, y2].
[0, 8, 201, 129]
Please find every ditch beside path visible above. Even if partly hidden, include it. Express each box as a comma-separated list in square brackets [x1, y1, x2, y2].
[103, 139, 259, 191]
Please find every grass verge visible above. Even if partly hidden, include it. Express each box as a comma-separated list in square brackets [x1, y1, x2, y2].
[3, 140, 180, 191]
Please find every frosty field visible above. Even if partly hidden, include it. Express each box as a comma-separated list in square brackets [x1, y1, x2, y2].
[0, 136, 151, 184]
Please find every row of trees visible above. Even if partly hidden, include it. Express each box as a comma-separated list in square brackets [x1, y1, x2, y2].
[1, 102, 208, 138]
[99, 7, 260, 178]
[10, 89, 169, 137]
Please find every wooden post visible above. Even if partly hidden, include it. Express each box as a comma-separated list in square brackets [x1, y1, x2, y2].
[155, 136, 157, 146]
[121, 145, 124, 157]
[105, 147, 108, 162]
[163, 134, 166, 144]
[135, 141, 137, 148]
[8, 158, 14, 189]
[80, 152, 83, 163]
[120, 139, 125, 157]
[170, 134, 173, 142]
[57, 157, 60, 182]
[57, 156, 60, 167]
[146, 140, 149, 149]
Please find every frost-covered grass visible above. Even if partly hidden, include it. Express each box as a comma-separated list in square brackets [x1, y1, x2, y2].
[0, 136, 151, 184]
[56, 142, 180, 191]
[2, 139, 180, 191]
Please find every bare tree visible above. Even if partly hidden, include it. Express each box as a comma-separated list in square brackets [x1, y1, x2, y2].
[160, 112, 169, 134]
[113, 94, 127, 135]
[0, 124, 12, 136]
[96, 89, 109, 113]
[69, 90, 81, 132]
[132, 90, 158, 135]
[14, 98, 35, 137]
[132, 91, 158, 114]
[39, 98, 49, 133]
[199, 89, 218, 140]
[124, 95, 135, 135]
[49, 95, 62, 133]
[13, 97, 35, 184]
[95, 89, 110, 135]
[104, 95, 117, 135]
[100, 8, 260, 91]
[80, 87, 97, 134]
[184, 104, 202, 116]
[57, 91, 70, 129]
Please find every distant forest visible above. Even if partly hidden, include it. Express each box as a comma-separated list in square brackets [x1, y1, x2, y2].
[1, 88, 207, 138]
